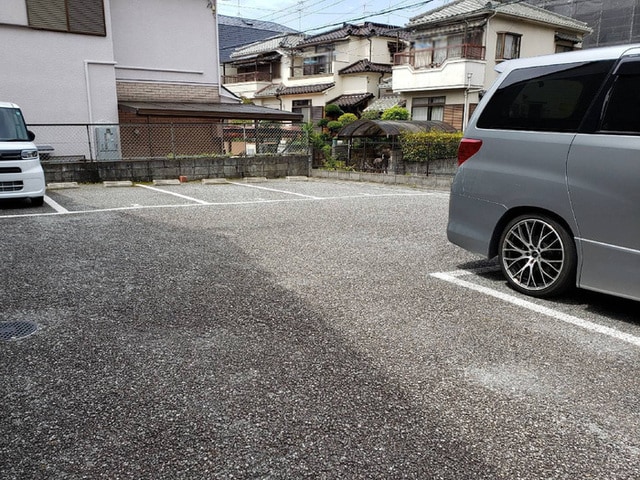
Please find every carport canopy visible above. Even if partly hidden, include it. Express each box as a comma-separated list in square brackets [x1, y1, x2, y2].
[337, 119, 457, 138]
[119, 101, 303, 122]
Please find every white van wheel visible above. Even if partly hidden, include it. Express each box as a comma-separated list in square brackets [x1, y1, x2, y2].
[499, 214, 576, 298]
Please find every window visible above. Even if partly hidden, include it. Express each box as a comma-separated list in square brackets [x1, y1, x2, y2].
[0, 107, 29, 141]
[600, 62, 640, 133]
[292, 100, 312, 123]
[477, 61, 614, 132]
[496, 33, 521, 60]
[303, 45, 333, 76]
[26, 0, 106, 36]
[412, 96, 445, 121]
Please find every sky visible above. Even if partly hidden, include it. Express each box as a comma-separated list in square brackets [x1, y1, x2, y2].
[217, 0, 448, 34]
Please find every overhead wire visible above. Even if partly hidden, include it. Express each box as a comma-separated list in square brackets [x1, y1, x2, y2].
[219, 0, 443, 35]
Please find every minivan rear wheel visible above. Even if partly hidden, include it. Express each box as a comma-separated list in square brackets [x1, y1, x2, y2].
[498, 214, 576, 298]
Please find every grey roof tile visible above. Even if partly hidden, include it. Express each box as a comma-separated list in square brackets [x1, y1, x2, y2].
[254, 83, 335, 97]
[408, 0, 591, 33]
[339, 59, 392, 75]
[218, 15, 299, 63]
[230, 34, 304, 60]
[326, 93, 374, 107]
[300, 22, 406, 46]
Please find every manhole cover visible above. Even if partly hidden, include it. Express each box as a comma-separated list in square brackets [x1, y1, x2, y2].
[0, 320, 38, 341]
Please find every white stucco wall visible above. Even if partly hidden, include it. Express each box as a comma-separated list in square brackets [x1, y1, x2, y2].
[483, 16, 562, 86]
[0, 1, 118, 124]
[110, 0, 219, 87]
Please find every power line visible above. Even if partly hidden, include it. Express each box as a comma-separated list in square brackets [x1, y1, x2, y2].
[218, 0, 442, 34]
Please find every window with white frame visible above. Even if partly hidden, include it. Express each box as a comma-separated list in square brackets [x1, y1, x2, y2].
[412, 96, 445, 121]
[496, 32, 521, 60]
[26, 0, 106, 36]
[303, 45, 334, 76]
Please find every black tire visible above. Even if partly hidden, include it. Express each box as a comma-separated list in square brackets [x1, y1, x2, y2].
[30, 196, 44, 207]
[498, 214, 576, 298]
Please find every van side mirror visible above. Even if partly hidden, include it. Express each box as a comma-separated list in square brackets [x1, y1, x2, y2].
[27, 130, 35, 141]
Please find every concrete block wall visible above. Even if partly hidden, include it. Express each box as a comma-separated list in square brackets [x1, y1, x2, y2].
[311, 169, 454, 190]
[42, 155, 310, 183]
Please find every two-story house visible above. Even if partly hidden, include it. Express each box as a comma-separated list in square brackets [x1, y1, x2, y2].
[393, 0, 592, 130]
[224, 22, 408, 122]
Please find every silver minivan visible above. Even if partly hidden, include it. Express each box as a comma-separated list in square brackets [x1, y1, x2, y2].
[447, 45, 640, 301]
[0, 102, 45, 206]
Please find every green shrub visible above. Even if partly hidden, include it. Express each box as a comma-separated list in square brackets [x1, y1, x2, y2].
[361, 110, 381, 120]
[317, 118, 329, 128]
[327, 120, 343, 133]
[381, 106, 410, 120]
[338, 113, 358, 125]
[324, 103, 344, 118]
[400, 131, 463, 162]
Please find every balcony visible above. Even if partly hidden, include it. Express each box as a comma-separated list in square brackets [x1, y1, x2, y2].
[222, 71, 273, 84]
[394, 44, 485, 68]
[392, 44, 487, 93]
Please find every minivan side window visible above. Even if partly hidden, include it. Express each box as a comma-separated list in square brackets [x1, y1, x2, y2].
[600, 62, 640, 134]
[477, 61, 614, 132]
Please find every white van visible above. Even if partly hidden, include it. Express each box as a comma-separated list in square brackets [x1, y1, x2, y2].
[0, 102, 45, 206]
[447, 45, 640, 301]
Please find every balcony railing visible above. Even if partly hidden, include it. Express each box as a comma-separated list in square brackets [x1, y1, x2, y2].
[222, 71, 273, 84]
[394, 44, 485, 68]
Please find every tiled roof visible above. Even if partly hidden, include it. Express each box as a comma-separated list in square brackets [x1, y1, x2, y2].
[300, 22, 405, 46]
[339, 59, 392, 75]
[363, 95, 405, 112]
[218, 16, 299, 63]
[408, 0, 591, 33]
[326, 93, 374, 107]
[218, 15, 298, 32]
[254, 83, 335, 97]
[230, 34, 304, 60]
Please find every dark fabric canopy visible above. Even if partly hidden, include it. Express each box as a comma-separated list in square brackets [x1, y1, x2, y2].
[337, 119, 457, 138]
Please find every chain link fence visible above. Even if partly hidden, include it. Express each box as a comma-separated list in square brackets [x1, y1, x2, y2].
[29, 122, 308, 162]
[326, 136, 459, 176]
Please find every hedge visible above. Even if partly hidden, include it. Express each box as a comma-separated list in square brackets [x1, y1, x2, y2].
[399, 131, 462, 162]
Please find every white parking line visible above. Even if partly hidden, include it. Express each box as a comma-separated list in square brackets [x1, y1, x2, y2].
[135, 184, 210, 204]
[228, 181, 323, 199]
[44, 195, 69, 213]
[0, 185, 444, 219]
[431, 268, 640, 348]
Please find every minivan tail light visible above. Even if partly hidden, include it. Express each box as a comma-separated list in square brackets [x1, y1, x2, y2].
[457, 138, 482, 166]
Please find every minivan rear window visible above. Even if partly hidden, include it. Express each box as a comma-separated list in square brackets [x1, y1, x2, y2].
[477, 60, 614, 132]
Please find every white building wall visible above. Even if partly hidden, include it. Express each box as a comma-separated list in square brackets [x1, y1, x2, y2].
[110, 0, 219, 87]
[369, 37, 395, 64]
[484, 17, 560, 86]
[0, 0, 118, 124]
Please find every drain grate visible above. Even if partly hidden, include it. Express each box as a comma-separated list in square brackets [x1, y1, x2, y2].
[0, 320, 38, 341]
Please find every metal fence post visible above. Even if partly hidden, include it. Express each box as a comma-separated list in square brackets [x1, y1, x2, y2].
[86, 124, 94, 161]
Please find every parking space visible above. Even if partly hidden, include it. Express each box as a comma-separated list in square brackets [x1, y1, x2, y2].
[0, 179, 446, 217]
[1, 178, 639, 479]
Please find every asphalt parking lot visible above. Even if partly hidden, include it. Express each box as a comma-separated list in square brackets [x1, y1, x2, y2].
[1, 178, 639, 479]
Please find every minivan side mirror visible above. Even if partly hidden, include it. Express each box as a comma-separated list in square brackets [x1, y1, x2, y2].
[27, 130, 35, 141]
